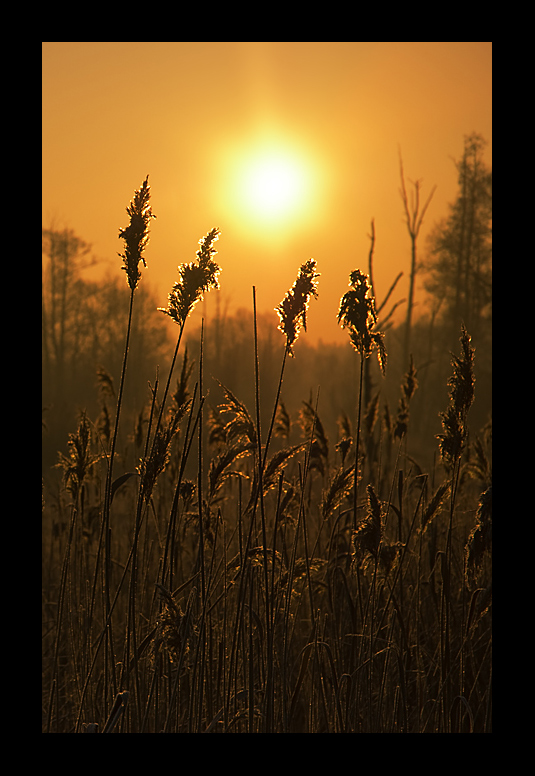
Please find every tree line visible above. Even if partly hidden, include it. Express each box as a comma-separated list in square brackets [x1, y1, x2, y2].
[42, 134, 491, 472]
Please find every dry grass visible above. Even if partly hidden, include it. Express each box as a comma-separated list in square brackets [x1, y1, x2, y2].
[42, 183, 491, 733]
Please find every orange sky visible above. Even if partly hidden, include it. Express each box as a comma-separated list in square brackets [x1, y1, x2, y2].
[42, 42, 492, 346]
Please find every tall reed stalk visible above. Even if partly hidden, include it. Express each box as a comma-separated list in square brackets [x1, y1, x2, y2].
[436, 324, 475, 730]
[94, 176, 155, 718]
[338, 269, 386, 528]
[123, 228, 221, 722]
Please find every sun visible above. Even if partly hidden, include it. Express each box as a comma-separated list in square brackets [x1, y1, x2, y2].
[215, 135, 325, 241]
[239, 149, 308, 222]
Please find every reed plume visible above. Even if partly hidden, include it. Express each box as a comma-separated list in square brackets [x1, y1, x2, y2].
[338, 269, 387, 529]
[57, 410, 99, 501]
[299, 400, 329, 476]
[437, 325, 476, 726]
[152, 228, 222, 466]
[394, 355, 418, 438]
[96, 366, 116, 398]
[105, 175, 156, 508]
[437, 325, 475, 470]
[275, 259, 319, 356]
[215, 379, 257, 447]
[259, 259, 320, 479]
[159, 228, 221, 327]
[351, 484, 383, 564]
[137, 408, 184, 500]
[337, 269, 387, 375]
[321, 463, 355, 519]
[118, 175, 156, 290]
[274, 401, 291, 440]
[420, 481, 451, 534]
[465, 484, 492, 585]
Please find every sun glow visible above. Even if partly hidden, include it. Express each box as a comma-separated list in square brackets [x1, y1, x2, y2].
[240, 149, 308, 221]
[216, 135, 326, 242]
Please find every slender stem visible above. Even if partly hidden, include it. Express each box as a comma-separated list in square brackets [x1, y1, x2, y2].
[441, 456, 461, 730]
[103, 288, 135, 527]
[252, 287, 273, 732]
[47, 500, 78, 732]
[152, 321, 186, 446]
[160, 382, 200, 590]
[197, 321, 206, 605]
[353, 352, 364, 530]
[100, 286, 135, 709]
[262, 344, 289, 470]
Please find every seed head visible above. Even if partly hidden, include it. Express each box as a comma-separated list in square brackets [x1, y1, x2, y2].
[159, 228, 221, 326]
[351, 484, 383, 563]
[118, 176, 156, 290]
[448, 325, 475, 419]
[437, 325, 475, 469]
[57, 410, 100, 500]
[137, 410, 182, 498]
[216, 380, 257, 446]
[465, 484, 492, 585]
[276, 259, 320, 356]
[394, 355, 418, 438]
[338, 269, 387, 374]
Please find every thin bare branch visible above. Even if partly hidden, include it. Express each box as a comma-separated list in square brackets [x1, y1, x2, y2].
[376, 271, 404, 316]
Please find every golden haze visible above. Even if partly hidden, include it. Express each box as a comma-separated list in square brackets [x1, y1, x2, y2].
[42, 42, 492, 345]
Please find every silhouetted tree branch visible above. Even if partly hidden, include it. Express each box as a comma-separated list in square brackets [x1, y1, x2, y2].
[398, 150, 436, 363]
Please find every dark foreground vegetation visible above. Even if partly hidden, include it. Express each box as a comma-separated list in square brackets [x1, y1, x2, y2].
[43, 152, 491, 733]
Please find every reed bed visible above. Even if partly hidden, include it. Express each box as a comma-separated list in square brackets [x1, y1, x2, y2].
[42, 179, 491, 733]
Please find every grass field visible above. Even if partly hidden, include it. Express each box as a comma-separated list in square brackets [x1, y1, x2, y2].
[42, 179, 492, 733]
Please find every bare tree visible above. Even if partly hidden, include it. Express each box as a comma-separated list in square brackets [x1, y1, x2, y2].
[363, 219, 405, 405]
[42, 224, 168, 418]
[399, 151, 436, 363]
[42, 227, 95, 404]
[368, 219, 405, 332]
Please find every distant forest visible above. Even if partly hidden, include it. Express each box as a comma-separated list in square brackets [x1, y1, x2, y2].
[42, 134, 491, 482]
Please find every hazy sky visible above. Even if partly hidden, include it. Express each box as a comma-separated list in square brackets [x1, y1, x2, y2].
[42, 42, 492, 346]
